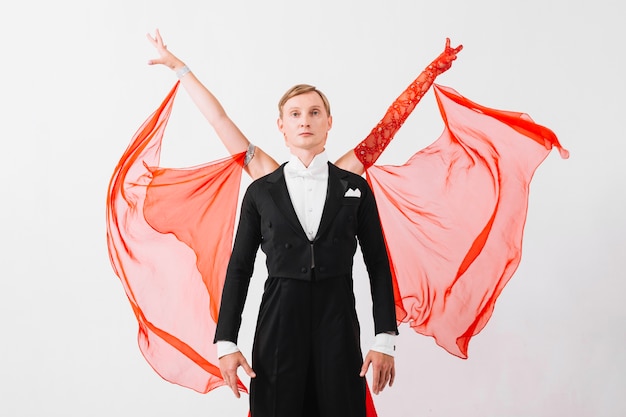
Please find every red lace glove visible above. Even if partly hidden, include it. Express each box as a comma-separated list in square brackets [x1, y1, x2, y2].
[355, 38, 463, 168]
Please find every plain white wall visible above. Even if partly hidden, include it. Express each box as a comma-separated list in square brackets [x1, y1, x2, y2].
[1, 0, 624, 416]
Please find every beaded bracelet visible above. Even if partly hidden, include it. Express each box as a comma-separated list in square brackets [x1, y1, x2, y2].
[244, 143, 256, 167]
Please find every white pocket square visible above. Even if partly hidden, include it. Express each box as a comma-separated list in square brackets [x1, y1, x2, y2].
[344, 187, 361, 198]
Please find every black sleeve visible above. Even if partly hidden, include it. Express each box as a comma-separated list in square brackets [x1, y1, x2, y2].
[213, 184, 263, 344]
[355, 177, 399, 336]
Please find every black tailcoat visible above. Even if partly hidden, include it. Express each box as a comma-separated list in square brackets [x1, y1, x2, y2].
[215, 162, 397, 416]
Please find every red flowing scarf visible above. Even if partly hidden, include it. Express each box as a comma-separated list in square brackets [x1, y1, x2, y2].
[366, 84, 568, 358]
[106, 82, 246, 394]
[106, 82, 567, 413]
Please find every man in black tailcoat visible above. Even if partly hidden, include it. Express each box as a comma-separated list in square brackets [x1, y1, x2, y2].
[215, 84, 398, 417]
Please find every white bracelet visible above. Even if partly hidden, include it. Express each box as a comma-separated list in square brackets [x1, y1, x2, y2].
[175, 65, 191, 79]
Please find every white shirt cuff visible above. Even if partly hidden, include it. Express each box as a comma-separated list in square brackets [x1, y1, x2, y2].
[216, 341, 240, 359]
[370, 333, 396, 357]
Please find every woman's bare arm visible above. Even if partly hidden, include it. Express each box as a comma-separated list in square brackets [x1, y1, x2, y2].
[146, 29, 279, 179]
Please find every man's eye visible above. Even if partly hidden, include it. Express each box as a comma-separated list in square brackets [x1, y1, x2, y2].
[312, 110, 320, 116]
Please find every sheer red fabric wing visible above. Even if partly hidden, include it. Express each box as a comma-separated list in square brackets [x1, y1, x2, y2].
[106, 82, 247, 394]
[366, 84, 568, 358]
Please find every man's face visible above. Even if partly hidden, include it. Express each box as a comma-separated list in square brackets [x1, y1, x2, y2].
[278, 91, 332, 155]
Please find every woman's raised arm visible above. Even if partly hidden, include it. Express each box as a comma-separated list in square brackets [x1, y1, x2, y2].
[334, 38, 463, 175]
[146, 29, 279, 179]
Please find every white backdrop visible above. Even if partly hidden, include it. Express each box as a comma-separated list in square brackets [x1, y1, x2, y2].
[1, 1, 624, 416]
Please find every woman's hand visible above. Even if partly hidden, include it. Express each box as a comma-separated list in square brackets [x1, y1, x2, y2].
[146, 28, 185, 71]
[430, 38, 463, 73]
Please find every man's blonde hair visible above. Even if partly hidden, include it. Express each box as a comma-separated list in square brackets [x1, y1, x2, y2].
[278, 84, 331, 118]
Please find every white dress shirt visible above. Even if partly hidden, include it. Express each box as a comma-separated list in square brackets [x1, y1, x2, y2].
[283, 152, 329, 241]
[217, 151, 395, 358]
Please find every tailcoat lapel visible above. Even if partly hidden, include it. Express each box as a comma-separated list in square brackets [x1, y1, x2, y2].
[316, 163, 350, 239]
[266, 164, 308, 239]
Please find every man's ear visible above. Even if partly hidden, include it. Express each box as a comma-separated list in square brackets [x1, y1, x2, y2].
[277, 118, 288, 145]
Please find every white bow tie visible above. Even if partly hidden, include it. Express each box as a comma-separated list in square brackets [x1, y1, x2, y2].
[288, 164, 326, 179]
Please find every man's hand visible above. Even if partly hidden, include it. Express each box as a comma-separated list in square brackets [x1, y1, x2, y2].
[219, 351, 256, 398]
[360, 350, 395, 395]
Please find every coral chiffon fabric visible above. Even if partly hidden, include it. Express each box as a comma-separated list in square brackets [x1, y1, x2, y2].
[106, 81, 567, 413]
[366, 84, 567, 358]
[106, 82, 246, 394]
